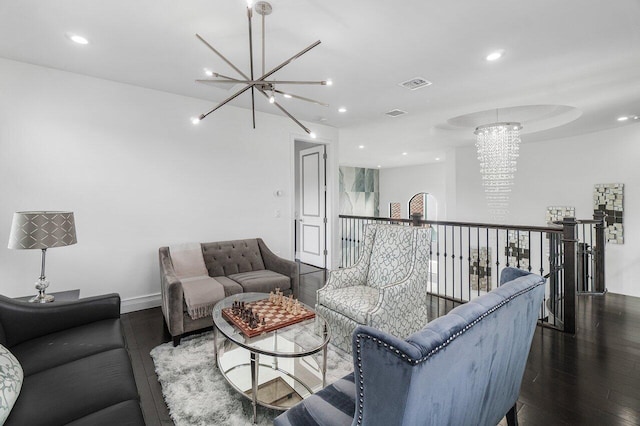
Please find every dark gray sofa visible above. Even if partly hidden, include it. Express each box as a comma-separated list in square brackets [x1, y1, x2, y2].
[0, 294, 145, 426]
[159, 238, 298, 345]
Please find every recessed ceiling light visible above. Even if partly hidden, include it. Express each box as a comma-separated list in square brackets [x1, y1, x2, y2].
[310, 132, 317, 139]
[66, 33, 89, 45]
[338, 107, 347, 113]
[486, 50, 504, 61]
[377, 165, 381, 168]
[435, 157, 440, 161]
[402, 152, 408, 156]
[204, 69, 214, 77]
[617, 116, 629, 121]
[358, 145, 364, 149]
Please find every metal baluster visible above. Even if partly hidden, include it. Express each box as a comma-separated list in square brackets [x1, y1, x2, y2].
[527, 231, 532, 272]
[506, 228, 510, 268]
[468, 227, 473, 298]
[353, 218, 357, 267]
[429, 225, 434, 295]
[443, 226, 448, 299]
[493, 228, 498, 289]
[459, 226, 463, 300]
[451, 226, 455, 300]
[589, 222, 594, 292]
[341, 217, 344, 268]
[540, 232, 546, 323]
[436, 224, 441, 314]
[516, 229, 521, 269]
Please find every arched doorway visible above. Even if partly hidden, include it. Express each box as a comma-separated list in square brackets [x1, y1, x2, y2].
[408, 192, 427, 219]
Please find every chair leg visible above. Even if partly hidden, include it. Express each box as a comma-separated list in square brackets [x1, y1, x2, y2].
[506, 403, 518, 426]
[172, 335, 181, 347]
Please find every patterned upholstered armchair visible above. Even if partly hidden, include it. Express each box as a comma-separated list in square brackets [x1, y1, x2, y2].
[316, 224, 431, 353]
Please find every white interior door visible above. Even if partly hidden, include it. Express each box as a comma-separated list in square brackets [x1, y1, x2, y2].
[299, 145, 326, 267]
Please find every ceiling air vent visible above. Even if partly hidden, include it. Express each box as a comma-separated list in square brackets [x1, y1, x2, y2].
[399, 77, 432, 90]
[385, 109, 408, 117]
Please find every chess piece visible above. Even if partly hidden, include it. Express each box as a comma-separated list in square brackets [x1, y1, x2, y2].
[287, 295, 294, 312]
[261, 317, 266, 326]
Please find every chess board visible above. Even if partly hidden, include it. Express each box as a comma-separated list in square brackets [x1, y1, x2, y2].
[221, 298, 315, 338]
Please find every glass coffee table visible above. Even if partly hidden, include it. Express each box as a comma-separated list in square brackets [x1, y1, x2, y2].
[212, 292, 329, 424]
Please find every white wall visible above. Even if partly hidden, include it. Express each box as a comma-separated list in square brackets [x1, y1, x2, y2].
[455, 123, 640, 297]
[379, 163, 447, 220]
[0, 58, 338, 310]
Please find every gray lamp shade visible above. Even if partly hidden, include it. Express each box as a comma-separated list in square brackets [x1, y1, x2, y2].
[8, 211, 77, 249]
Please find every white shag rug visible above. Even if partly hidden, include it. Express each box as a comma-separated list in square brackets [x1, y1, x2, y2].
[150, 330, 353, 426]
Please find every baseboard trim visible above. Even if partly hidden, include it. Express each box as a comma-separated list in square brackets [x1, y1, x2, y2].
[121, 292, 162, 314]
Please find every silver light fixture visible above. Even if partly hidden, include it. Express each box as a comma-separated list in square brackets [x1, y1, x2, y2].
[474, 121, 521, 221]
[8, 211, 77, 303]
[194, 1, 328, 135]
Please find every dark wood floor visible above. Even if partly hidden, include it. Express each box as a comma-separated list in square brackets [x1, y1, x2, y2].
[122, 307, 173, 425]
[123, 270, 640, 426]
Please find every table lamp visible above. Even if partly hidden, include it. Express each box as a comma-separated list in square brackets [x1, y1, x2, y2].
[8, 211, 77, 303]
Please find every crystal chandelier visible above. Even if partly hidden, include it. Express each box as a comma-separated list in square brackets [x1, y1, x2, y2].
[474, 122, 521, 221]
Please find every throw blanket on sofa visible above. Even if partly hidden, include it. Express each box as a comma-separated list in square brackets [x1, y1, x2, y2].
[169, 243, 225, 320]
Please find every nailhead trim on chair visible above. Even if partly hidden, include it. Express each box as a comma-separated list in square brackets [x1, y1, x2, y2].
[353, 280, 544, 425]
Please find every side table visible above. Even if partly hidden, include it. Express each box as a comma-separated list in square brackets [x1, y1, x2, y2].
[15, 289, 80, 302]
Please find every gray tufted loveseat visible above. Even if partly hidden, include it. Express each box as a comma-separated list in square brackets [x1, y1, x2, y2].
[159, 238, 298, 345]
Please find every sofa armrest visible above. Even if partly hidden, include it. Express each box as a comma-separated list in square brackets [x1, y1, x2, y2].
[257, 238, 299, 297]
[0, 293, 120, 348]
[159, 247, 185, 338]
[320, 266, 365, 291]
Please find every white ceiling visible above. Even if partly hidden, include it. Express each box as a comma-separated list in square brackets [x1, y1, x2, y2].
[1, 0, 639, 168]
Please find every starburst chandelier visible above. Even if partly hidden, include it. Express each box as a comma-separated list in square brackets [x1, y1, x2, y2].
[192, 0, 329, 137]
[474, 121, 521, 221]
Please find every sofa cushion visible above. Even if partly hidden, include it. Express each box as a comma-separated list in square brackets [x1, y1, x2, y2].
[228, 270, 291, 294]
[10, 318, 125, 376]
[5, 348, 139, 426]
[317, 286, 379, 324]
[0, 344, 23, 424]
[213, 276, 244, 296]
[202, 239, 265, 276]
[182, 276, 244, 313]
[65, 400, 145, 426]
[366, 226, 415, 289]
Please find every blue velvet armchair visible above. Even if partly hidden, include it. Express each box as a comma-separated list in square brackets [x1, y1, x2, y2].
[275, 267, 545, 426]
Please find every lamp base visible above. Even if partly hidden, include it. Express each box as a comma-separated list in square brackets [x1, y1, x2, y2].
[29, 293, 55, 303]
[30, 276, 55, 303]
